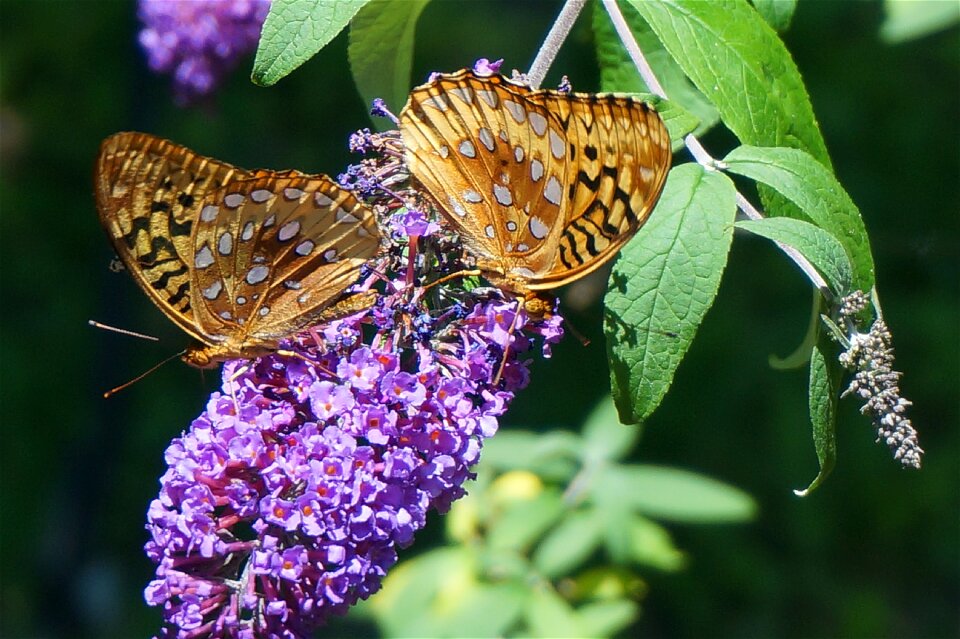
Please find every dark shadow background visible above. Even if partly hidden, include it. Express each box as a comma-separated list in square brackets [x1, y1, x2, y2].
[1, 1, 957, 637]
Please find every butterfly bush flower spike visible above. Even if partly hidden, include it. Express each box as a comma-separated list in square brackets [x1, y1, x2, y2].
[145, 299, 561, 636]
[138, 0, 270, 104]
[836, 291, 923, 469]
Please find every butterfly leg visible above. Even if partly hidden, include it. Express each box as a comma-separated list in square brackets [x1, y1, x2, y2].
[492, 298, 525, 386]
[421, 269, 483, 292]
[224, 363, 250, 415]
[275, 349, 339, 380]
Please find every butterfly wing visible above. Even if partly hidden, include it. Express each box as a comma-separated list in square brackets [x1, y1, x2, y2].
[400, 72, 569, 281]
[96, 132, 381, 355]
[533, 91, 671, 289]
[400, 71, 671, 291]
[188, 173, 381, 343]
[95, 132, 253, 344]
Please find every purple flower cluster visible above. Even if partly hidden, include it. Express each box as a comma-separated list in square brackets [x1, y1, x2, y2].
[145, 290, 562, 636]
[138, 0, 270, 103]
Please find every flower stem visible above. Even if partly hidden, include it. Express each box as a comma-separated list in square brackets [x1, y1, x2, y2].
[527, 0, 589, 88]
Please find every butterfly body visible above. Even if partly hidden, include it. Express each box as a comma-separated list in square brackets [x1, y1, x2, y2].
[399, 70, 671, 306]
[96, 132, 381, 368]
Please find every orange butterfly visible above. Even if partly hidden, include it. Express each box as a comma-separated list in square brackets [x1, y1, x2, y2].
[399, 70, 671, 313]
[95, 132, 381, 369]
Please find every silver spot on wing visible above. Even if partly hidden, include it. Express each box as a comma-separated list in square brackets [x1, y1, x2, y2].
[194, 245, 214, 269]
[278, 220, 300, 242]
[245, 265, 270, 285]
[201, 279, 222, 300]
[544, 176, 562, 205]
[217, 231, 233, 255]
[251, 189, 273, 203]
[223, 193, 245, 209]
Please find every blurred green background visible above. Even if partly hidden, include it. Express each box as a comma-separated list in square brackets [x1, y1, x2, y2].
[1, 1, 957, 637]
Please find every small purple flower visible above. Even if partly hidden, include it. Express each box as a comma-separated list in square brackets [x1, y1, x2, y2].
[370, 98, 399, 124]
[308, 380, 356, 420]
[473, 57, 504, 76]
[391, 208, 441, 238]
[348, 128, 375, 154]
[138, 0, 270, 104]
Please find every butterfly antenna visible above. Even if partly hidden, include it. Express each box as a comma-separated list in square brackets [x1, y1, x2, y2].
[492, 299, 525, 386]
[88, 320, 160, 342]
[103, 350, 186, 398]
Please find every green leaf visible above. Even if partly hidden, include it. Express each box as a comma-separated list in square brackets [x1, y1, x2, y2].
[593, 0, 719, 147]
[481, 430, 581, 481]
[372, 546, 529, 636]
[487, 490, 567, 553]
[532, 509, 604, 579]
[524, 585, 583, 638]
[751, 0, 797, 32]
[576, 600, 640, 638]
[626, 515, 686, 571]
[626, 0, 830, 167]
[348, 0, 429, 129]
[796, 331, 840, 496]
[881, 0, 960, 44]
[724, 145, 875, 290]
[605, 164, 737, 423]
[437, 581, 528, 638]
[252, 0, 371, 86]
[598, 465, 757, 523]
[575, 566, 647, 600]
[736, 217, 853, 295]
[598, 504, 634, 564]
[582, 397, 640, 464]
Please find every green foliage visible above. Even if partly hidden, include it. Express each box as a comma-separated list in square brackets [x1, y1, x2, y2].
[596, 465, 757, 523]
[625, 0, 830, 165]
[799, 332, 841, 496]
[364, 399, 754, 637]
[252, 0, 371, 86]
[605, 164, 738, 424]
[751, 0, 797, 32]
[881, 0, 960, 43]
[593, 0, 719, 145]
[348, 0, 429, 128]
[724, 145, 874, 290]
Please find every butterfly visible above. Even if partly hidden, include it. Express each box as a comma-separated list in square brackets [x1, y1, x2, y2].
[95, 132, 381, 369]
[399, 70, 671, 313]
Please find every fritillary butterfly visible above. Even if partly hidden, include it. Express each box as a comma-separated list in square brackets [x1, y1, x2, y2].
[399, 70, 671, 312]
[95, 132, 381, 368]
